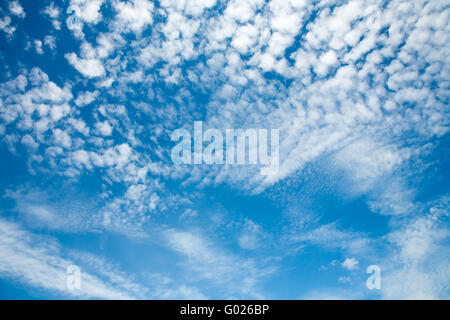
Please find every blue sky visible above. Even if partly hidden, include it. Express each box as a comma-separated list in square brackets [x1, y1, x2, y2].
[0, 0, 449, 299]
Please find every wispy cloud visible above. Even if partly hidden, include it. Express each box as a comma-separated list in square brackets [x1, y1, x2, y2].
[165, 229, 276, 298]
[0, 218, 141, 299]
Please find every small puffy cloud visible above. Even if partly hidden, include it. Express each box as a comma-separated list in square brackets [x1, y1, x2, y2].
[44, 35, 56, 50]
[267, 32, 294, 57]
[95, 121, 113, 136]
[114, 0, 154, 33]
[0, 17, 16, 37]
[69, 0, 105, 24]
[50, 105, 70, 120]
[259, 53, 276, 71]
[161, 0, 217, 17]
[34, 40, 44, 54]
[224, 0, 262, 23]
[341, 257, 359, 270]
[43, 2, 60, 19]
[38, 82, 72, 103]
[68, 118, 89, 136]
[21, 134, 38, 151]
[315, 50, 338, 76]
[270, 3, 303, 35]
[28, 67, 49, 85]
[72, 149, 91, 168]
[74, 90, 99, 107]
[125, 184, 147, 201]
[9, 1, 25, 18]
[53, 128, 72, 149]
[231, 24, 259, 54]
[320, 50, 338, 66]
[66, 53, 105, 78]
[43, 2, 61, 29]
[96, 34, 116, 59]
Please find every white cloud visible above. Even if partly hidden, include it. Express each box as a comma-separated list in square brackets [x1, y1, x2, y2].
[34, 40, 44, 54]
[43, 2, 61, 29]
[161, 0, 217, 17]
[381, 201, 450, 299]
[267, 32, 295, 57]
[114, 0, 154, 33]
[333, 138, 407, 188]
[341, 257, 359, 270]
[74, 90, 99, 107]
[0, 218, 142, 299]
[44, 35, 56, 50]
[20, 134, 38, 151]
[9, 1, 25, 18]
[0, 16, 16, 37]
[259, 53, 276, 71]
[165, 229, 274, 298]
[95, 121, 113, 136]
[223, 0, 263, 24]
[269, 0, 303, 35]
[53, 128, 72, 149]
[316, 50, 338, 76]
[43, 2, 60, 19]
[72, 149, 91, 167]
[69, 0, 105, 24]
[288, 220, 371, 255]
[66, 53, 105, 78]
[231, 24, 259, 54]
[125, 184, 146, 201]
[238, 219, 266, 250]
